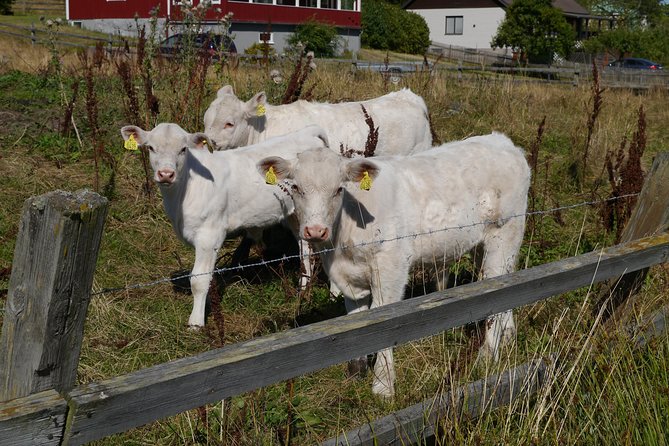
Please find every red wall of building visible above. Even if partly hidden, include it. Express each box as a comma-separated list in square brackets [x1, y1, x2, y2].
[69, 0, 166, 20]
[227, 2, 360, 28]
[68, 0, 360, 28]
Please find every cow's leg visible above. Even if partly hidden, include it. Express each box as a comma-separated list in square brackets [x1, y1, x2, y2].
[478, 219, 524, 360]
[298, 240, 314, 290]
[369, 260, 408, 398]
[188, 243, 221, 328]
[344, 294, 372, 377]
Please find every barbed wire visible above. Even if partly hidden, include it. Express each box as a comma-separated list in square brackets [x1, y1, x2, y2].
[91, 192, 639, 296]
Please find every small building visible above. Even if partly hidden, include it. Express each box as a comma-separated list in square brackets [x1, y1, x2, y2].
[65, 0, 361, 55]
[403, 0, 605, 51]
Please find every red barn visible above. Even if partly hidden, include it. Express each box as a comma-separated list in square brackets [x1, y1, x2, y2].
[65, 0, 361, 54]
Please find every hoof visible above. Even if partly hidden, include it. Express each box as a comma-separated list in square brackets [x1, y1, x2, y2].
[372, 380, 394, 399]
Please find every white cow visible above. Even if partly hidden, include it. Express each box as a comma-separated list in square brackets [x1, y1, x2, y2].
[203, 86, 432, 155]
[120, 123, 329, 327]
[257, 133, 530, 397]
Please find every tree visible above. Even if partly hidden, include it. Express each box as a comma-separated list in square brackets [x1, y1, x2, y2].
[362, 0, 430, 55]
[491, 0, 576, 64]
[0, 0, 14, 15]
[580, 0, 669, 63]
[287, 19, 340, 57]
[579, 0, 663, 27]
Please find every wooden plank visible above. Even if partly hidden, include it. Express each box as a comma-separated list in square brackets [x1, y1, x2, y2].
[321, 358, 550, 446]
[598, 153, 669, 320]
[0, 190, 108, 401]
[0, 389, 67, 445]
[63, 233, 669, 445]
[629, 305, 669, 348]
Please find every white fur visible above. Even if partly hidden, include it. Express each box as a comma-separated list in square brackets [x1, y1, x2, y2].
[120, 123, 328, 327]
[204, 86, 432, 155]
[258, 132, 531, 397]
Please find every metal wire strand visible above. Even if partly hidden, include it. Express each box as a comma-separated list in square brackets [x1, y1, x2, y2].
[91, 193, 639, 296]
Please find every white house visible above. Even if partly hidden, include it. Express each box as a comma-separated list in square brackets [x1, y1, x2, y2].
[404, 0, 593, 51]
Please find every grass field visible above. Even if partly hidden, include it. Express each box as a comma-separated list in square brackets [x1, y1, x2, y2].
[0, 21, 668, 445]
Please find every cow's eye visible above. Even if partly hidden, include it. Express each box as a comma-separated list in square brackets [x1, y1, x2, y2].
[179, 147, 187, 155]
[291, 184, 301, 195]
[224, 122, 234, 129]
[335, 187, 344, 197]
[147, 146, 155, 153]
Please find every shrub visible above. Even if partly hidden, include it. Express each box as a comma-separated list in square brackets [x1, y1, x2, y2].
[0, 0, 13, 15]
[244, 42, 277, 63]
[361, 0, 430, 55]
[287, 19, 340, 58]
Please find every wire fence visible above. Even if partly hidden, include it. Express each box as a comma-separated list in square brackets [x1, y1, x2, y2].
[90, 193, 640, 297]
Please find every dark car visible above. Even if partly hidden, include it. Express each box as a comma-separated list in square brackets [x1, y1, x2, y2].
[607, 57, 663, 70]
[159, 33, 237, 60]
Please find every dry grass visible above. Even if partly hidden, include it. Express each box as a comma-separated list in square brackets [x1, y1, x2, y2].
[1, 32, 668, 445]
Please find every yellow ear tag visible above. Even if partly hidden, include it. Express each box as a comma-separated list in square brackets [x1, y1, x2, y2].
[265, 166, 277, 185]
[359, 171, 372, 191]
[124, 134, 138, 151]
[256, 104, 266, 117]
[202, 138, 213, 153]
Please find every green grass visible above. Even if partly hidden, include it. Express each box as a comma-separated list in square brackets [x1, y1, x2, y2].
[0, 32, 668, 445]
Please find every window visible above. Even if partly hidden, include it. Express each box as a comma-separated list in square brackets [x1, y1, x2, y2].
[259, 32, 274, 44]
[445, 16, 463, 35]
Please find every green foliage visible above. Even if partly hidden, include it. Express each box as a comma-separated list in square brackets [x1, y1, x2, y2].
[361, 0, 430, 55]
[0, 0, 13, 15]
[580, 0, 663, 27]
[583, 26, 641, 59]
[287, 19, 340, 57]
[491, 0, 576, 64]
[584, 15, 669, 64]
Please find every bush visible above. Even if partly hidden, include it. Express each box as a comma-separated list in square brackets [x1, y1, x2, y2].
[0, 0, 14, 15]
[361, 0, 430, 55]
[287, 19, 340, 58]
[244, 42, 277, 63]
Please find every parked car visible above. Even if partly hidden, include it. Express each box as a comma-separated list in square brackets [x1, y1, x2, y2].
[159, 33, 237, 60]
[607, 57, 663, 70]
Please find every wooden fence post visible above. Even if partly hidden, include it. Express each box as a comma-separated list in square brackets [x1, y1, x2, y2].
[0, 190, 108, 402]
[597, 152, 669, 321]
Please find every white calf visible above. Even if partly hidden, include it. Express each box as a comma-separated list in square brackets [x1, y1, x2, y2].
[203, 85, 432, 155]
[120, 123, 328, 327]
[257, 133, 530, 397]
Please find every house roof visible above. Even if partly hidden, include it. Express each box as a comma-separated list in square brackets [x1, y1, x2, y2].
[500, 0, 590, 17]
[404, 0, 591, 18]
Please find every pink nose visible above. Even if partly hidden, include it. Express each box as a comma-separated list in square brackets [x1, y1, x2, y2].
[304, 225, 329, 241]
[157, 169, 175, 183]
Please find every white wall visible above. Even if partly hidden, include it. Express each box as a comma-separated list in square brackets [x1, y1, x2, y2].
[410, 8, 506, 49]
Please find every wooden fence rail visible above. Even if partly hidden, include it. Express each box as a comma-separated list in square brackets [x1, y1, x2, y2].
[1, 229, 668, 443]
[2, 154, 669, 444]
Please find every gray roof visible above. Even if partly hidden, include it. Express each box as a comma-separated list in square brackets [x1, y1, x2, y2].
[499, 0, 590, 17]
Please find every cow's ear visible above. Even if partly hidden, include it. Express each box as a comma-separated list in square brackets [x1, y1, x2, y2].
[257, 156, 292, 185]
[188, 133, 214, 153]
[121, 125, 149, 145]
[346, 159, 379, 191]
[217, 85, 235, 98]
[244, 91, 268, 118]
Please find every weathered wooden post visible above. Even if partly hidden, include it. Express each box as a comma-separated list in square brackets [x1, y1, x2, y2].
[597, 152, 669, 321]
[0, 190, 108, 400]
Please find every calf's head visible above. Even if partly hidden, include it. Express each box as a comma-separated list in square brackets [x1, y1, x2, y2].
[257, 147, 379, 243]
[121, 123, 211, 186]
[203, 85, 267, 150]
